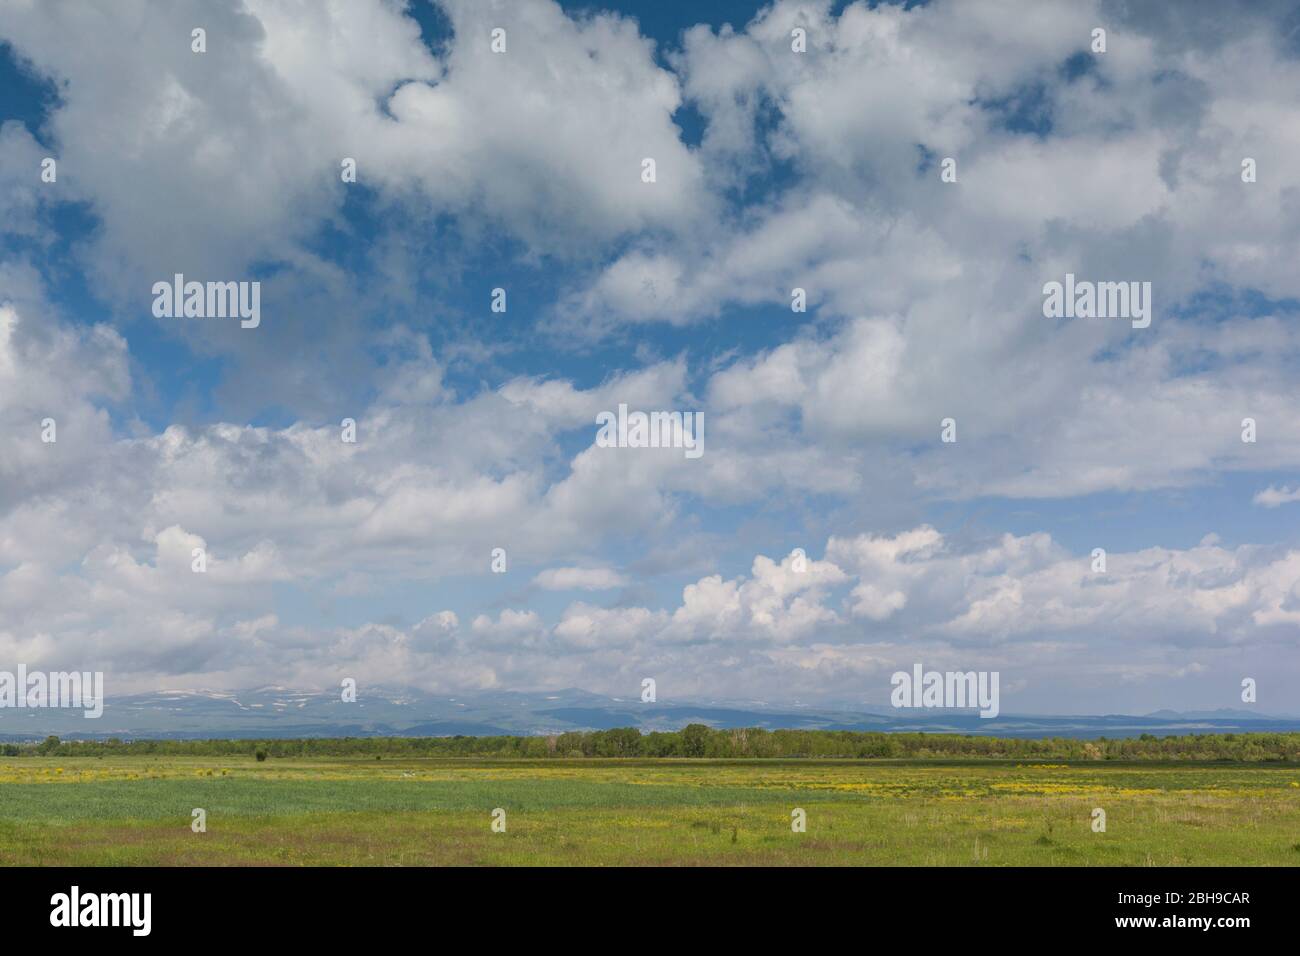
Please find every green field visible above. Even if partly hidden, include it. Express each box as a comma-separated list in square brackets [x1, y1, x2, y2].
[2, 756, 1299, 865]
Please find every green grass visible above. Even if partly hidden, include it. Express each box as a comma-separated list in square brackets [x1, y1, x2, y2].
[2, 756, 1298, 865]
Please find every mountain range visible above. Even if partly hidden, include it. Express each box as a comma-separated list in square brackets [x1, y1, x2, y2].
[2, 687, 1298, 741]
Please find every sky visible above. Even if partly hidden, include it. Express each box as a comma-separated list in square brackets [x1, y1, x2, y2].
[1, 0, 1299, 715]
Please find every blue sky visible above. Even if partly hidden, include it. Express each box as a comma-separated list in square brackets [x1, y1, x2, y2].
[2, 0, 1299, 715]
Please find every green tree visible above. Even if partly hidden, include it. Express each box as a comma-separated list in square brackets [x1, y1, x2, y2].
[680, 723, 711, 757]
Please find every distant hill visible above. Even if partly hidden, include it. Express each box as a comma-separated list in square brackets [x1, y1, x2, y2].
[3, 687, 1299, 741]
[1145, 708, 1271, 721]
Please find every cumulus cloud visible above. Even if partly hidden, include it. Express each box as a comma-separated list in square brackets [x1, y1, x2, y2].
[563, 0, 1300, 499]
[75, 528, 1294, 708]
[0, 0, 706, 292]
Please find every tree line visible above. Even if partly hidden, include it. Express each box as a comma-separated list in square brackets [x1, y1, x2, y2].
[3, 727, 1299, 761]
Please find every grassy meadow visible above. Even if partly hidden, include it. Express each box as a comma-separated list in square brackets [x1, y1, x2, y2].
[2, 755, 1299, 865]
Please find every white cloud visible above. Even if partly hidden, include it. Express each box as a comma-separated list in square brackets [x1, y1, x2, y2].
[533, 566, 628, 591]
[1253, 485, 1300, 508]
[554, 603, 665, 649]
[0, 0, 707, 301]
[79, 529, 1294, 707]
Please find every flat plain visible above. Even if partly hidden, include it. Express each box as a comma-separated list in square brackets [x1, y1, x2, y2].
[2, 756, 1299, 865]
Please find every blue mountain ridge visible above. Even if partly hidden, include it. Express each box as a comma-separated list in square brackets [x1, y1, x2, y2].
[1, 686, 1297, 741]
